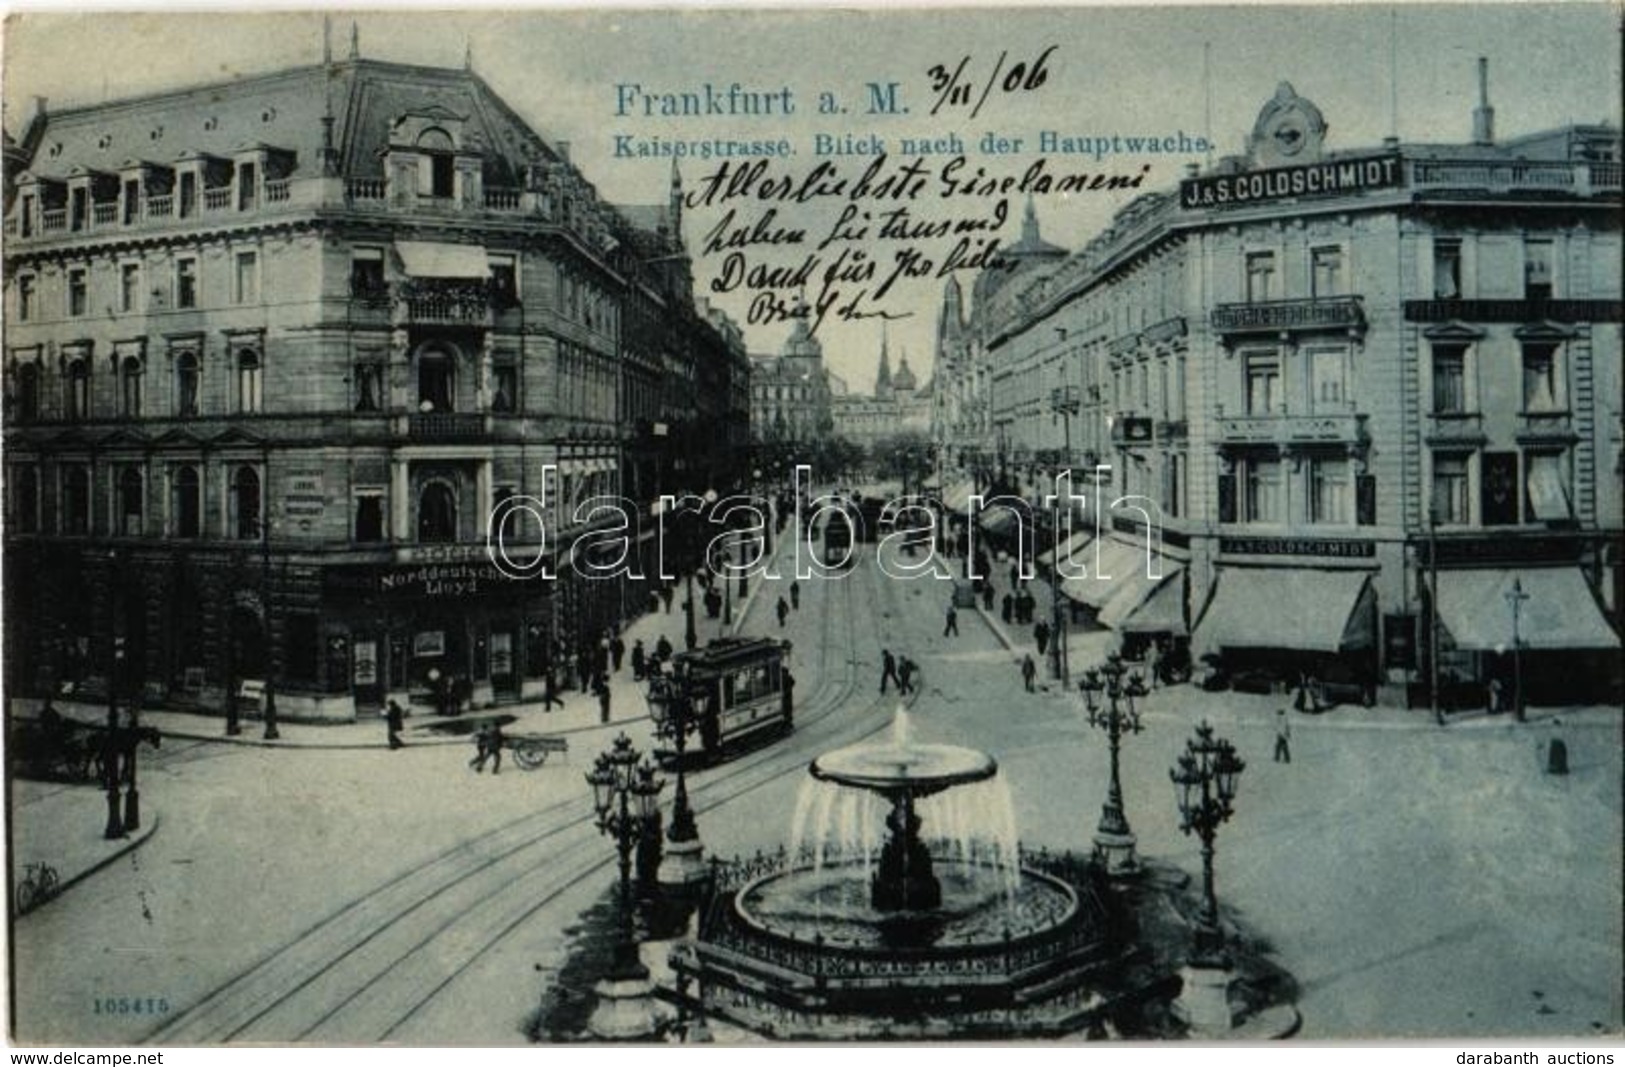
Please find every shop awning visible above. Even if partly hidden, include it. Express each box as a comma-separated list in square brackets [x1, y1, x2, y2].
[1196, 568, 1376, 653]
[1058, 536, 1170, 611]
[1037, 529, 1093, 569]
[1436, 568, 1620, 651]
[941, 481, 975, 513]
[976, 504, 1024, 534]
[1120, 573, 1189, 635]
[395, 240, 490, 278]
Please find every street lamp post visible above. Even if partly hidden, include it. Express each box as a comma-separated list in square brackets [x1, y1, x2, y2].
[122, 703, 142, 832]
[585, 733, 666, 1040]
[1506, 577, 1529, 722]
[259, 515, 280, 741]
[1049, 385, 1079, 685]
[1169, 720, 1246, 967]
[103, 559, 126, 839]
[1078, 654, 1145, 876]
[645, 660, 707, 886]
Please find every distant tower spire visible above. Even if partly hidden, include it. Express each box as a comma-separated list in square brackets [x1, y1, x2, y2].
[1022, 194, 1040, 243]
[464, 37, 474, 70]
[348, 21, 360, 60]
[875, 326, 893, 397]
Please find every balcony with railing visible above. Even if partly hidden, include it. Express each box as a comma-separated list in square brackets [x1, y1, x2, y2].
[1409, 157, 1622, 197]
[1218, 409, 1368, 448]
[401, 283, 494, 326]
[1211, 296, 1366, 337]
[1424, 412, 1486, 445]
[403, 412, 491, 440]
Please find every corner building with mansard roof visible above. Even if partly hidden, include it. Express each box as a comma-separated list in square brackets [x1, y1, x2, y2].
[3, 47, 748, 720]
[939, 73, 1621, 707]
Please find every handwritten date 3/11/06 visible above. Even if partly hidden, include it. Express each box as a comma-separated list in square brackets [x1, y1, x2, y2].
[927, 46, 1056, 119]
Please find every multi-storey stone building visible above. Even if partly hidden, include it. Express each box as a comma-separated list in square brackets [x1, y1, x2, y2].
[936, 73, 1622, 706]
[748, 320, 834, 446]
[3, 48, 748, 720]
[828, 332, 932, 451]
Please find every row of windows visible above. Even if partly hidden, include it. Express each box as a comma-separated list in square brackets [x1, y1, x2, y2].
[13, 252, 259, 322]
[1240, 238, 1561, 306]
[10, 464, 262, 539]
[1430, 341, 1569, 415]
[10, 348, 261, 422]
[1431, 237, 1557, 302]
[1242, 245, 1346, 303]
[1429, 449, 1574, 527]
[1222, 456, 1363, 525]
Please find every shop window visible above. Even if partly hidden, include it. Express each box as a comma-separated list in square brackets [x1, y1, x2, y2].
[231, 465, 262, 539]
[1244, 353, 1280, 416]
[284, 614, 320, 685]
[1434, 239, 1462, 299]
[1431, 344, 1469, 414]
[62, 466, 91, 535]
[65, 359, 90, 421]
[118, 467, 144, 536]
[1521, 344, 1564, 413]
[1524, 452, 1572, 523]
[172, 465, 202, 538]
[237, 348, 263, 414]
[175, 351, 200, 416]
[354, 492, 385, 543]
[1431, 454, 1470, 525]
[1245, 251, 1275, 303]
[67, 268, 88, 317]
[418, 481, 458, 543]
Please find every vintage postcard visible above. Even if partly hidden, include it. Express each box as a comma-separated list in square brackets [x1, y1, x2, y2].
[2, 4, 1621, 1049]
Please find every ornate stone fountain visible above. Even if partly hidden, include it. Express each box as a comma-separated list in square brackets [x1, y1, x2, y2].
[672, 709, 1120, 1038]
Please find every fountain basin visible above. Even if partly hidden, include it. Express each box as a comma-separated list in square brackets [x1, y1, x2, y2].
[811, 742, 997, 796]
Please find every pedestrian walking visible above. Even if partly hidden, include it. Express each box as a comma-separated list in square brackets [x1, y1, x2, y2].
[1487, 677, 1504, 714]
[661, 585, 674, 613]
[881, 649, 900, 693]
[1001, 593, 1014, 624]
[776, 596, 790, 628]
[1035, 620, 1051, 657]
[656, 634, 673, 662]
[630, 639, 647, 681]
[898, 657, 916, 695]
[781, 667, 796, 723]
[471, 719, 504, 774]
[1274, 709, 1292, 763]
[982, 583, 995, 611]
[944, 604, 959, 637]
[1293, 672, 1312, 713]
[1147, 641, 1162, 690]
[385, 699, 406, 750]
[596, 675, 612, 725]
[610, 633, 625, 672]
[1009, 562, 1019, 589]
[790, 581, 801, 610]
[541, 669, 564, 711]
[1021, 654, 1037, 693]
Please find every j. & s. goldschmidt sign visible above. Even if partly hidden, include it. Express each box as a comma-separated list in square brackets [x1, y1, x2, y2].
[1181, 154, 1403, 208]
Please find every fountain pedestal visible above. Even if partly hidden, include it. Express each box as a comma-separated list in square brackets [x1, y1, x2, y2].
[1174, 964, 1236, 1037]
[872, 793, 940, 911]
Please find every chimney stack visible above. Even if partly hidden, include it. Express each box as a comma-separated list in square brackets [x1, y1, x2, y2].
[1472, 56, 1495, 146]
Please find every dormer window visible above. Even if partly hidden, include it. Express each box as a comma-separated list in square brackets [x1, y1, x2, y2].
[417, 128, 457, 199]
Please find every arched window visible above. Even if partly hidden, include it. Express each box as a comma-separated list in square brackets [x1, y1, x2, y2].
[417, 345, 455, 412]
[121, 357, 144, 418]
[62, 466, 90, 534]
[231, 465, 262, 540]
[118, 467, 144, 535]
[14, 466, 39, 533]
[418, 480, 457, 543]
[15, 363, 40, 423]
[65, 359, 90, 421]
[237, 348, 262, 414]
[173, 465, 201, 538]
[175, 352, 200, 416]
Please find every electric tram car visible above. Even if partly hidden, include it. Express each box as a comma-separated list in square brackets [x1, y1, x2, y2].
[646, 636, 794, 764]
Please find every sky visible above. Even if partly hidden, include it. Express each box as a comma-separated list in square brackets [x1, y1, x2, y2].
[5, 4, 1620, 393]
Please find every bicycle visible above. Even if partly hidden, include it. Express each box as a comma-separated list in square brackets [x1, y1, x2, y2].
[16, 861, 61, 915]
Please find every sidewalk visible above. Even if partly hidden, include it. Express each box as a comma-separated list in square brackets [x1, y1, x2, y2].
[9, 777, 159, 917]
[7, 528, 781, 754]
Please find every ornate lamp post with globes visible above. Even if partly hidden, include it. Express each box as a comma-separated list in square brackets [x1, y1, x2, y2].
[1078, 653, 1146, 876]
[585, 733, 666, 1040]
[643, 659, 707, 886]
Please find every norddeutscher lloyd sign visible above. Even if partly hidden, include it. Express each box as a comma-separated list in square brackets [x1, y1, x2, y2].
[1180, 154, 1402, 208]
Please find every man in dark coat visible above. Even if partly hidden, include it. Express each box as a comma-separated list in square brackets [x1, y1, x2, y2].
[1035, 620, 1051, 657]
[898, 657, 916, 695]
[982, 584, 995, 611]
[595, 674, 612, 725]
[790, 581, 801, 610]
[610, 634, 626, 672]
[385, 700, 406, 749]
[1001, 593, 1014, 624]
[1021, 654, 1037, 693]
[776, 596, 790, 628]
[630, 639, 647, 681]
[881, 649, 900, 693]
[944, 605, 959, 637]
